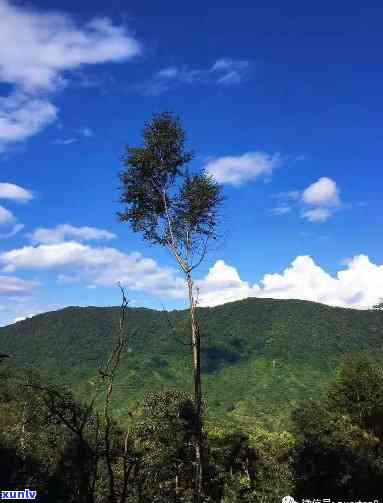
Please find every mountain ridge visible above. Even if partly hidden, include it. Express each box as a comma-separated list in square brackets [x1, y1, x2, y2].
[1, 297, 382, 429]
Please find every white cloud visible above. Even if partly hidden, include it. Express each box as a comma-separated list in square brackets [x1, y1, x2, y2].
[0, 275, 39, 295]
[0, 92, 57, 151]
[0, 293, 65, 326]
[302, 177, 340, 207]
[54, 126, 93, 144]
[205, 152, 281, 186]
[300, 177, 341, 222]
[0, 0, 140, 151]
[271, 206, 291, 216]
[276, 190, 300, 201]
[301, 207, 333, 223]
[13, 314, 34, 323]
[145, 58, 250, 94]
[0, 183, 32, 238]
[0, 205, 16, 225]
[197, 255, 383, 309]
[53, 126, 93, 145]
[196, 260, 259, 306]
[0, 0, 140, 92]
[0, 241, 186, 299]
[53, 138, 77, 145]
[273, 177, 343, 223]
[1, 237, 382, 312]
[0, 223, 24, 239]
[212, 58, 250, 85]
[0, 182, 34, 202]
[0, 202, 26, 240]
[28, 224, 117, 244]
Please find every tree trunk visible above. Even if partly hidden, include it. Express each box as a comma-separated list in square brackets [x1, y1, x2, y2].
[186, 272, 203, 503]
[175, 471, 179, 501]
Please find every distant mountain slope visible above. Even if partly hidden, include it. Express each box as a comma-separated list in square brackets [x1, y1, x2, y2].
[1, 298, 382, 429]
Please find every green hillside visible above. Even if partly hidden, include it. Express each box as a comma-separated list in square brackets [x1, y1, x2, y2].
[1, 297, 383, 430]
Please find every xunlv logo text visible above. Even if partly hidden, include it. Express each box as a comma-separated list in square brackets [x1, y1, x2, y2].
[1, 489, 37, 499]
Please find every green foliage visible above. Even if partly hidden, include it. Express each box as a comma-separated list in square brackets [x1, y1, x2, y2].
[1, 298, 383, 429]
[119, 113, 191, 244]
[118, 112, 222, 258]
[209, 425, 295, 503]
[173, 172, 223, 245]
[292, 354, 383, 499]
[2, 352, 383, 501]
[132, 390, 195, 501]
[0, 369, 99, 502]
[119, 113, 221, 250]
[328, 352, 383, 437]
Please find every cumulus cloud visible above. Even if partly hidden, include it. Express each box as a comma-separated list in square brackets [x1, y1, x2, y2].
[145, 58, 250, 95]
[273, 177, 343, 223]
[28, 224, 117, 244]
[300, 177, 341, 222]
[302, 177, 340, 207]
[196, 260, 259, 306]
[0, 241, 186, 299]
[197, 255, 383, 310]
[0, 0, 140, 92]
[0, 205, 16, 225]
[0, 205, 24, 239]
[301, 207, 333, 223]
[0, 92, 57, 151]
[0, 182, 32, 238]
[205, 152, 281, 186]
[0, 275, 39, 295]
[1, 237, 382, 311]
[0, 182, 34, 202]
[0, 0, 140, 151]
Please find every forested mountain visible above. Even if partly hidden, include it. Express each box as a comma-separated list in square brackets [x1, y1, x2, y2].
[1, 297, 382, 430]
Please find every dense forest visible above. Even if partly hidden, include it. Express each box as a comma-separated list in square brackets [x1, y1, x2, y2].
[1, 298, 383, 431]
[1, 300, 383, 501]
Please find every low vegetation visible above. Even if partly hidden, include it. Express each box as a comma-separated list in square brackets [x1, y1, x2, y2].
[1, 350, 383, 501]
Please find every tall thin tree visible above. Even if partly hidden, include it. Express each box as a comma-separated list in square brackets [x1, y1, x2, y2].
[118, 112, 223, 502]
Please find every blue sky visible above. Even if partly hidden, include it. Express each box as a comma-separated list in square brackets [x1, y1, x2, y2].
[0, 0, 382, 325]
